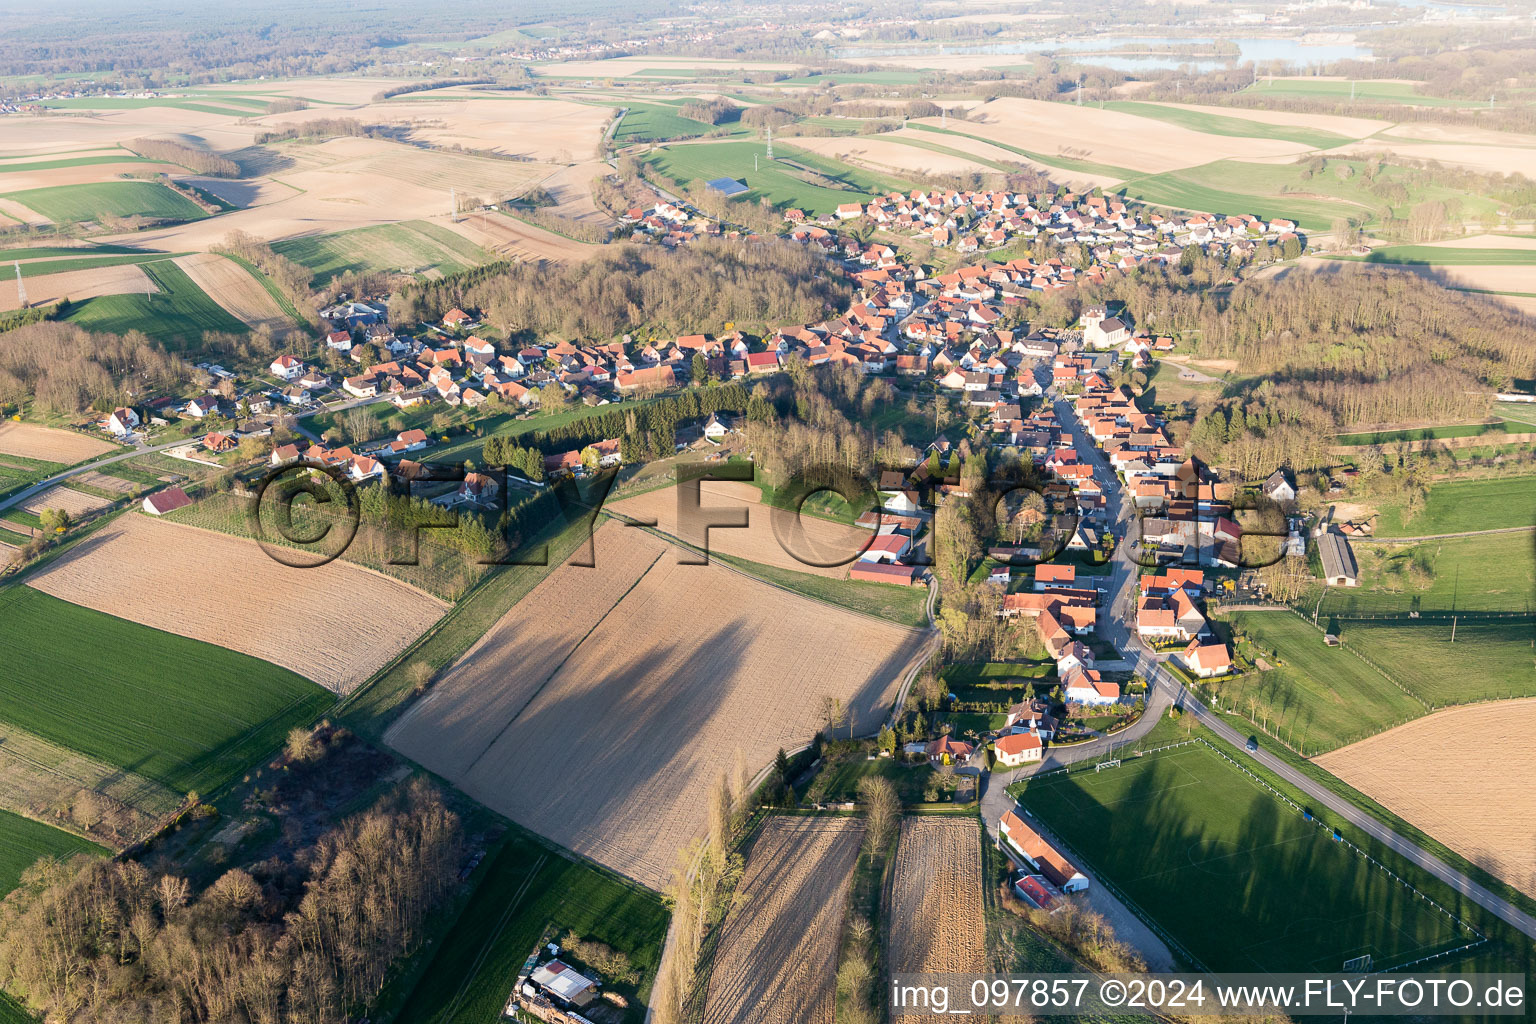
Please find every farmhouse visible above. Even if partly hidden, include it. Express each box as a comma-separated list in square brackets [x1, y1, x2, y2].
[1062, 666, 1119, 706]
[994, 731, 1043, 767]
[998, 810, 1088, 892]
[1318, 531, 1359, 587]
[849, 561, 921, 586]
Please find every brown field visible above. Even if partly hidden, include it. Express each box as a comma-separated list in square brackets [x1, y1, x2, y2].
[0, 262, 158, 312]
[0, 162, 185, 192]
[26, 514, 447, 693]
[1373, 262, 1536, 299]
[887, 817, 987, 1010]
[22, 485, 115, 518]
[0, 421, 116, 462]
[443, 209, 602, 264]
[924, 97, 1316, 176]
[0, 197, 51, 227]
[0, 721, 182, 850]
[202, 76, 418, 106]
[173, 252, 292, 330]
[534, 56, 800, 78]
[1337, 140, 1536, 177]
[702, 816, 865, 1024]
[385, 523, 923, 888]
[607, 480, 871, 579]
[1315, 699, 1536, 897]
[69, 470, 138, 493]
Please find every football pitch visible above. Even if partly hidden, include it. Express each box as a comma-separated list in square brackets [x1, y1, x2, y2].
[1013, 743, 1470, 972]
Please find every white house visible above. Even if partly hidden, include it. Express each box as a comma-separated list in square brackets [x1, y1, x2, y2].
[703, 412, 733, 441]
[1062, 666, 1120, 706]
[270, 355, 304, 380]
[994, 732, 1043, 767]
[1264, 468, 1296, 503]
[1181, 640, 1233, 678]
[107, 407, 140, 436]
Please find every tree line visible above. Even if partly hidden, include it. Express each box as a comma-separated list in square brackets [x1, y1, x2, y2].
[127, 137, 239, 178]
[0, 778, 463, 1024]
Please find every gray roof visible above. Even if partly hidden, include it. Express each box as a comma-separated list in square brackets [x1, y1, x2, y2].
[705, 177, 749, 197]
[1318, 531, 1358, 582]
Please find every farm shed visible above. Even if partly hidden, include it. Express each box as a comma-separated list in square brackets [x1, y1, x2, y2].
[1318, 531, 1359, 587]
[142, 487, 193, 516]
[705, 177, 748, 197]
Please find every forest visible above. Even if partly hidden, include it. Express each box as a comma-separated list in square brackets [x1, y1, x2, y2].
[0, 778, 463, 1024]
[388, 239, 852, 341]
[0, 321, 192, 415]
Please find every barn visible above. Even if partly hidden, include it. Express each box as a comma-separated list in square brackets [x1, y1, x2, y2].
[705, 177, 749, 197]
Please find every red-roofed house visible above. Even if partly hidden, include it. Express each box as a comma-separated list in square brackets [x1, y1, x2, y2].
[925, 735, 974, 765]
[1181, 640, 1232, 678]
[994, 732, 1043, 767]
[142, 487, 193, 516]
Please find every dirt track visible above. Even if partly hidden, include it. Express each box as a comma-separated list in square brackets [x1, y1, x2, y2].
[386, 523, 923, 888]
[1315, 698, 1536, 897]
[26, 514, 447, 693]
[702, 816, 865, 1024]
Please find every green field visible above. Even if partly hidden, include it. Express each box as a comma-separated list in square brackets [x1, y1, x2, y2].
[611, 102, 726, 143]
[388, 832, 669, 1024]
[1, 181, 208, 225]
[0, 992, 35, 1024]
[38, 95, 266, 116]
[712, 550, 930, 626]
[1334, 618, 1536, 707]
[1337, 245, 1536, 267]
[1319, 531, 1536, 615]
[1334, 421, 1505, 446]
[0, 586, 333, 796]
[1117, 158, 1500, 233]
[1242, 78, 1477, 108]
[63, 258, 245, 346]
[1373, 475, 1536, 537]
[1220, 611, 1426, 753]
[0, 243, 145, 259]
[642, 141, 906, 216]
[272, 220, 491, 284]
[773, 70, 931, 87]
[0, 808, 105, 897]
[0, 154, 158, 174]
[16, 250, 194, 279]
[1012, 743, 1467, 971]
[908, 123, 1140, 180]
[1104, 101, 1357, 149]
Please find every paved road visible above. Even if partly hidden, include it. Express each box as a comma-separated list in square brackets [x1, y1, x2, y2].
[0, 436, 195, 514]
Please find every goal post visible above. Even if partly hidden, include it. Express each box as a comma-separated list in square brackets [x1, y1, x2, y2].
[1343, 954, 1372, 973]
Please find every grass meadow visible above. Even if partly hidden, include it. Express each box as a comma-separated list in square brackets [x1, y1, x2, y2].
[1012, 743, 1468, 971]
[0, 586, 332, 796]
[62, 258, 246, 347]
[642, 140, 906, 216]
[1334, 422, 1506, 446]
[1240, 78, 1478, 108]
[272, 220, 491, 284]
[1335, 618, 1536, 707]
[1319, 531, 1536, 615]
[1220, 611, 1426, 754]
[2, 181, 208, 224]
[610, 102, 730, 143]
[0, 808, 106, 897]
[384, 829, 669, 1024]
[1371, 474, 1536, 537]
